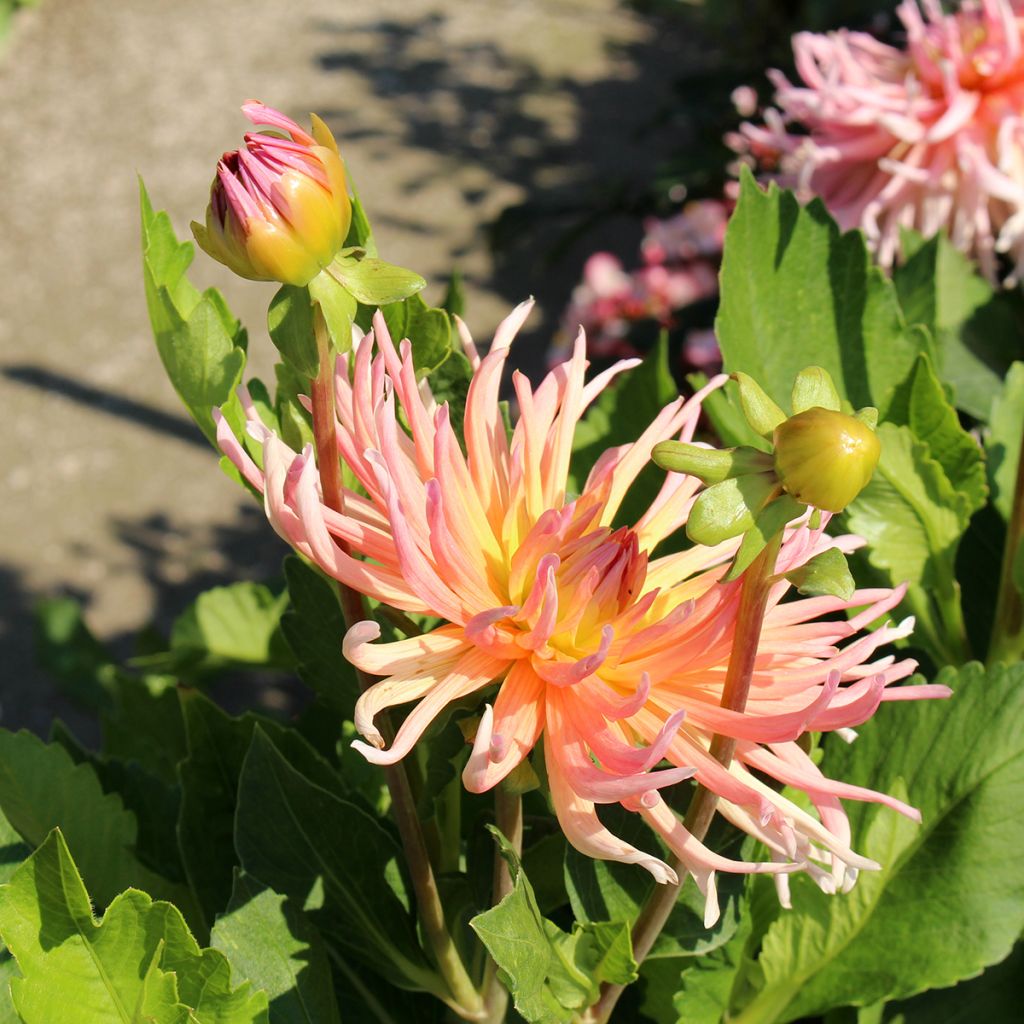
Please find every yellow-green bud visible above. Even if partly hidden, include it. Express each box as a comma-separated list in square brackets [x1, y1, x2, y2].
[773, 408, 881, 512]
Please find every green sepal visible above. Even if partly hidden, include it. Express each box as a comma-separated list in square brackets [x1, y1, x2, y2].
[854, 406, 879, 429]
[328, 254, 426, 306]
[784, 547, 856, 600]
[267, 285, 319, 379]
[725, 494, 805, 581]
[652, 441, 773, 484]
[309, 271, 358, 356]
[687, 473, 778, 546]
[791, 366, 841, 414]
[733, 372, 787, 438]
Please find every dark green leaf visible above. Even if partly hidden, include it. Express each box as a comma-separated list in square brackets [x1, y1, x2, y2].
[235, 730, 438, 994]
[33, 596, 114, 710]
[442, 269, 466, 317]
[177, 691, 346, 930]
[381, 293, 452, 375]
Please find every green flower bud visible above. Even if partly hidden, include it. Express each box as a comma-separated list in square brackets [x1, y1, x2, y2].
[773, 407, 881, 512]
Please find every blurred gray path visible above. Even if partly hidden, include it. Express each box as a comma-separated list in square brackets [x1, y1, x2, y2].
[0, 0, 684, 731]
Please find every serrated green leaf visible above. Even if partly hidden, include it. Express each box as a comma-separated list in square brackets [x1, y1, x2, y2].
[845, 422, 964, 590]
[730, 662, 1024, 1023]
[0, 830, 267, 1024]
[986, 361, 1024, 521]
[571, 333, 679, 527]
[784, 548, 855, 600]
[177, 691, 347, 930]
[212, 872, 341, 1024]
[424, 347, 474, 441]
[893, 230, 1020, 420]
[268, 286, 320, 379]
[717, 171, 931, 416]
[234, 730, 437, 993]
[141, 183, 247, 446]
[0, 730, 188, 912]
[472, 826, 637, 1024]
[885, 353, 987, 517]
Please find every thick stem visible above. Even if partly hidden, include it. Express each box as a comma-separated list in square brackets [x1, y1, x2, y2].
[589, 534, 783, 1024]
[310, 312, 484, 1020]
[482, 784, 524, 1024]
[989, 425, 1024, 665]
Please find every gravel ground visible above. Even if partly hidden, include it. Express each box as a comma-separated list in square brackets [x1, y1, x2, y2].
[0, 0, 686, 733]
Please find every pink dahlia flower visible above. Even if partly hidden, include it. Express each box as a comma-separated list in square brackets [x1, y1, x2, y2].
[216, 302, 948, 923]
[737, 0, 1024, 281]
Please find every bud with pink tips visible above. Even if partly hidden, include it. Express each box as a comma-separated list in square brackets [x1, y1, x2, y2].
[192, 101, 352, 287]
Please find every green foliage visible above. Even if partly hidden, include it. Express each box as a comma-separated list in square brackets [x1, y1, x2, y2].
[0, 729, 189, 912]
[571, 332, 678, 527]
[893, 230, 1022, 420]
[268, 286, 321, 379]
[783, 547, 855, 601]
[380, 292, 454, 375]
[725, 662, 1024, 1023]
[140, 181, 247, 446]
[472, 828, 637, 1023]
[986, 361, 1024, 521]
[329, 255, 426, 306]
[177, 691, 346, 932]
[212, 872, 341, 1024]
[0, 831, 267, 1024]
[716, 170, 931, 417]
[234, 730, 439, 995]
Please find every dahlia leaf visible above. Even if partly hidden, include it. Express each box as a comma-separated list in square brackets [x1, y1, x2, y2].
[140, 181, 247, 447]
[381, 292, 452, 375]
[717, 171, 931, 416]
[843, 418, 971, 663]
[472, 827, 637, 1023]
[280, 556, 359, 720]
[571, 331, 678, 526]
[731, 661, 1024, 1022]
[0, 830, 267, 1024]
[177, 691, 348, 930]
[894, 230, 1020, 421]
[169, 582, 293, 672]
[0, 729, 189, 913]
[268, 286, 321, 380]
[211, 872, 341, 1024]
[885, 353, 987, 519]
[234, 729, 439, 994]
[328, 256, 426, 306]
[986, 361, 1024, 522]
[873, 943, 1023, 1024]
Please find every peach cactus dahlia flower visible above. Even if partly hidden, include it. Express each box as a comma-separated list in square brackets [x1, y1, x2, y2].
[215, 301, 948, 923]
[738, 0, 1024, 281]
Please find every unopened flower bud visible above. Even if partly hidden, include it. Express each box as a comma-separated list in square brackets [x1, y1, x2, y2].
[192, 101, 352, 288]
[773, 408, 880, 512]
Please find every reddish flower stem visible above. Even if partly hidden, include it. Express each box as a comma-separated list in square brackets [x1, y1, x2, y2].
[310, 311, 484, 1021]
[589, 533, 783, 1024]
